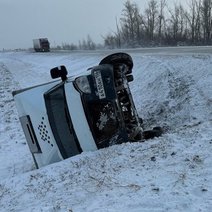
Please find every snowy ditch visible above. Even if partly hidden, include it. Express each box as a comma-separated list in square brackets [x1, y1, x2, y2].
[0, 50, 212, 211]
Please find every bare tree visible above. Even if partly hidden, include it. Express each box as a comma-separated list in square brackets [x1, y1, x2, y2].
[103, 33, 117, 49]
[79, 35, 96, 50]
[166, 3, 187, 44]
[184, 0, 202, 44]
[115, 17, 122, 48]
[102, 0, 212, 48]
[158, 0, 167, 44]
[201, 0, 212, 44]
[144, 0, 158, 42]
[120, 0, 141, 46]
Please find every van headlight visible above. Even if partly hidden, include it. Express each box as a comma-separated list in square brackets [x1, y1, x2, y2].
[75, 76, 91, 94]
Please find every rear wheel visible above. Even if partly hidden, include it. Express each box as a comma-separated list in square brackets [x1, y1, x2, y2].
[142, 127, 163, 139]
[126, 75, 134, 82]
[99, 52, 133, 75]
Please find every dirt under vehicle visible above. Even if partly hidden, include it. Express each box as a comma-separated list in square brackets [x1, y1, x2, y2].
[12, 53, 162, 168]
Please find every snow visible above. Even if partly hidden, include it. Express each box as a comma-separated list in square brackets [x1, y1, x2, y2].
[0, 48, 212, 211]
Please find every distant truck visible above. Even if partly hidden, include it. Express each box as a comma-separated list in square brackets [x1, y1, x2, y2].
[33, 38, 50, 52]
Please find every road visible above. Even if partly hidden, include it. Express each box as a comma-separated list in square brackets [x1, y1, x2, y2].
[118, 45, 212, 55]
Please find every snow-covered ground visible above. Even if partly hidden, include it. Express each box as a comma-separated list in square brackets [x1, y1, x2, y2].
[0, 48, 212, 211]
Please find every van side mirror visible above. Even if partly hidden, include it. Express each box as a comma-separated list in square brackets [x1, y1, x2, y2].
[50, 65, 68, 81]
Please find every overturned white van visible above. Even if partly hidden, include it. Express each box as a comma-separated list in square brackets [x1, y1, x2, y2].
[13, 53, 161, 168]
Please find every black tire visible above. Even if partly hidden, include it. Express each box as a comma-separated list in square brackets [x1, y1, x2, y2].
[142, 127, 163, 139]
[99, 52, 133, 74]
[139, 117, 143, 124]
[133, 132, 143, 141]
[126, 75, 134, 82]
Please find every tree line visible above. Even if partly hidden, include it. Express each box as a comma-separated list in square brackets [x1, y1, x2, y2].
[51, 35, 97, 51]
[104, 0, 212, 48]
[53, 0, 212, 50]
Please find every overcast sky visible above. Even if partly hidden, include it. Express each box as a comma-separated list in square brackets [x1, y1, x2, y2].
[0, 0, 186, 49]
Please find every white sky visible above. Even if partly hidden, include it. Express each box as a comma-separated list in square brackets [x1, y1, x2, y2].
[0, 0, 186, 49]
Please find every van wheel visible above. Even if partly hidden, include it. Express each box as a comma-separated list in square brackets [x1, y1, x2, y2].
[126, 75, 134, 82]
[99, 52, 133, 75]
[142, 127, 163, 139]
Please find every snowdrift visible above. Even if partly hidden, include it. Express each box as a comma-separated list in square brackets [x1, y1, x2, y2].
[0, 51, 212, 211]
